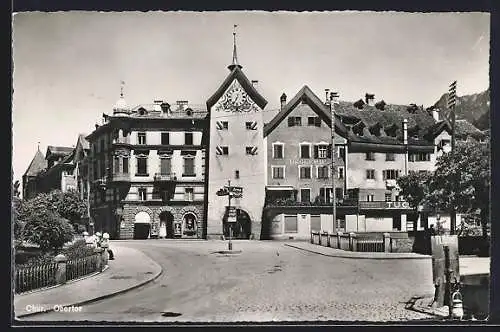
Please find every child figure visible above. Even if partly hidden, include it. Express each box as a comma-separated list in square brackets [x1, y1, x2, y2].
[101, 233, 114, 260]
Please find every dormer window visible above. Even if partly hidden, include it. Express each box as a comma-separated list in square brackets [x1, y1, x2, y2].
[186, 108, 193, 116]
[138, 107, 147, 116]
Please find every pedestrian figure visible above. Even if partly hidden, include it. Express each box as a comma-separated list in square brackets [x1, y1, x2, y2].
[429, 224, 436, 236]
[101, 233, 114, 260]
[94, 232, 102, 248]
[83, 231, 94, 246]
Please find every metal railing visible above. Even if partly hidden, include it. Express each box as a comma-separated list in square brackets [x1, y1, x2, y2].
[153, 172, 177, 182]
[66, 254, 100, 281]
[15, 262, 58, 294]
[356, 238, 384, 252]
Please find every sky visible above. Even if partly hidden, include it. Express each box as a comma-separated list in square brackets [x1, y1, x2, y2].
[12, 11, 490, 188]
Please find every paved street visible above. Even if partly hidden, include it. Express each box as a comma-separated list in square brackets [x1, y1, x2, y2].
[21, 240, 436, 322]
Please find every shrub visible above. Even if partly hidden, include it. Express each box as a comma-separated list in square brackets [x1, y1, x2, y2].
[62, 239, 96, 260]
[22, 210, 75, 253]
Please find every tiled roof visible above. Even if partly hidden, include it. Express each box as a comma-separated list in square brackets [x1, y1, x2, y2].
[263, 85, 348, 138]
[455, 119, 486, 139]
[332, 101, 440, 145]
[128, 104, 208, 119]
[46, 146, 74, 156]
[23, 149, 47, 177]
[78, 134, 90, 150]
[206, 66, 268, 110]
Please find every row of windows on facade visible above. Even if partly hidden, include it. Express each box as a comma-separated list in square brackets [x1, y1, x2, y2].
[92, 156, 196, 179]
[287, 116, 322, 127]
[271, 165, 344, 180]
[216, 121, 258, 131]
[215, 146, 258, 156]
[92, 187, 195, 204]
[272, 143, 345, 160]
[365, 151, 431, 162]
[295, 188, 401, 203]
[92, 132, 196, 153]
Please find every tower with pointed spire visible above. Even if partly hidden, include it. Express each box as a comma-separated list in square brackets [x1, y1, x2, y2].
[227, 24, 242, 71]
[205, 26, 268, 240]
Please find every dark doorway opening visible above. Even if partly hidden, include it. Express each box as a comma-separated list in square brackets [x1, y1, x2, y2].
[134, 223, 151, 239]
[223, 209, 252, 239]
[159, 211, 175, 239]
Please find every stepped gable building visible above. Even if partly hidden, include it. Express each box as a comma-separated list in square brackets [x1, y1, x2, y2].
[205, 28, 268, 240]
[86, 87, 208, 240]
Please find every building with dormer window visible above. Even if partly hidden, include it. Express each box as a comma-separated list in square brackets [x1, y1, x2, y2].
[85, 87, 208, 240]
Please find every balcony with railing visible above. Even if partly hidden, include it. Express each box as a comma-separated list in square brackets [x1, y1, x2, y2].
[153, 172, 177, 183]
[265, 197, 359, 208]
[108, 172, 130, 183]
[112, 137, 130, 145]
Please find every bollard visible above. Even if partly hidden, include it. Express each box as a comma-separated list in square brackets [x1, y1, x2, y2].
[94, 248, 104, 272]
[327, 232, 332, 247]
[54, 254, 67, 285]
[350, 233, 357, 252]
[337, 231, 343, 249]
[383, 233, 391, 252]
[311, 232, 313, 244]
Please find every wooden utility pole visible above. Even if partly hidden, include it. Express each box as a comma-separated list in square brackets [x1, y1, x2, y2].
[448, 81, 457, 235]
[227, 179, 233, 251]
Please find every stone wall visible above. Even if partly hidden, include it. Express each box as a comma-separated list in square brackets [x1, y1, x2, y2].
[119, 202, 204, 239]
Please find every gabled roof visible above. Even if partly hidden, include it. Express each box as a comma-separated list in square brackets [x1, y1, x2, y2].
[206, 66, 268, 110]
[455, 119, 486, 139]
[46, 146, 73, 159]
[78, 134, 90, 150]
[263, 85, 349, 138]
[23, 148, 47, 177]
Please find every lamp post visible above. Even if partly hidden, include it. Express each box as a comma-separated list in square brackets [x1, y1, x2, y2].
[330, 91, 339, 232]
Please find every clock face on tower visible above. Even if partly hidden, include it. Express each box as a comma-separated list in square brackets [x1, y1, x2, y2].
[215, 81, 257, 112]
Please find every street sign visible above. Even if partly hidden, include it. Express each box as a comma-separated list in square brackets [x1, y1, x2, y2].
[227, 206, 237, 223]
[228, 186, 243, 198]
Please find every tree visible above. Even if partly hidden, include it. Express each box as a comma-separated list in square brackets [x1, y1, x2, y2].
[47, 189, 88, 230]
[426, 140, 490, 238]
[21, 210, 74, 253]
[396, 170, 432, 211]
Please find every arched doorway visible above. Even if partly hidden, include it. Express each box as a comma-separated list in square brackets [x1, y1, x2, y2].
[134, 211, 151, 239]
[223, 208, 251, 239]
[159, 211, 175, 239]
[183, 213, 197, 237]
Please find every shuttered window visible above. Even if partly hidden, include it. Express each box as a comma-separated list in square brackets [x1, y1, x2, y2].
[160, 158, 171, 175]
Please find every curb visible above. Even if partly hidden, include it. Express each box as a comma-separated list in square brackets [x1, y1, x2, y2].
[284, 243, 431, 260]
[15, 250, 163, 319]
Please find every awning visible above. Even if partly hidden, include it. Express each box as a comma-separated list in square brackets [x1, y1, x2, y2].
[266, 186, 295, 191]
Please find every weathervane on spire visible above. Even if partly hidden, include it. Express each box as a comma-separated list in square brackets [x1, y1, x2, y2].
[228, 24, 242, 71]
[120, 80, 125, 97]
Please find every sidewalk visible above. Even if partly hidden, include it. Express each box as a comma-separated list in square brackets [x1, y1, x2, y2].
[14, 245, 162, 319]
[284, 242, 431, 259]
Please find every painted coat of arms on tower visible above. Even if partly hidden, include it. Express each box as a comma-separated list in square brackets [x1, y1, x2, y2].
[215, 80, 258, 113]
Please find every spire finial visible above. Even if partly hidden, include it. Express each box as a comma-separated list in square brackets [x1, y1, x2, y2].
[228, 24, 242, 71]
[120, 80, 125, 97]
[37, 141, 40, 151]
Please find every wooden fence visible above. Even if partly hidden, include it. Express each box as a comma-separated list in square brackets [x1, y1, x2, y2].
[66, 254, 101, 281]
[15, 262, 58, 294]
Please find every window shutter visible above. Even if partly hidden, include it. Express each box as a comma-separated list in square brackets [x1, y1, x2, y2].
[251, 121, 258, 130]
[327, 144, 332, 158]
[314, 145, 319, 159]
[315, 117, 321, 127]
[382, 170, 386, 180]
[251, 146, 258, 155]
[288, 117, 294, 127]
[216, 121, 223, 130]
[216, 146, 223, 155]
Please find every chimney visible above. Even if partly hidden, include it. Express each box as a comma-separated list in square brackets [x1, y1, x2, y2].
[280, 93, 287, 110]
[176, 100, 188, 111]
[403, 119, 408, 145]
[325, 89, 330, 105]
[251, 80, 259, 90]
[365, 93, 375, 106]
[432, 108, 440, 122]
